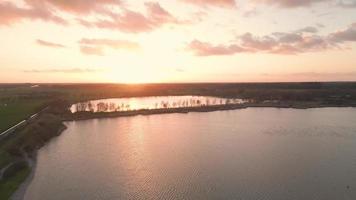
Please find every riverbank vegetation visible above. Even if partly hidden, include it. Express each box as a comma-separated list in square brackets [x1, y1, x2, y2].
[0, 166, 30, 199]
[0, 110, 66, 199]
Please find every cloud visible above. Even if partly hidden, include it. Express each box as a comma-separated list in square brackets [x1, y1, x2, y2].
[239, 33, 279, 50]
[187, 23, 356, 56]
[251, 0, 356, 9]
[78, 2, 182, 33]
[144, 2, 178, 24]
[0, 1, 67, 25]
[23, 68, 102, 73]
[316, 23, 325, 28]
[80, 45, 104, 56]
[36, 39, 66, 48]
[238, 32, 329, 54]
[295, 26, 319, 33]
[79, 38, 140, 50]
[1, 1, 182, 33]
[250, 0, 330, 8]
[328, 23, 356, 43]
[180, 0, 236, 8]
[338, 0, 356, 8]
[24, 0, 122, 15]
[187, 40, 248, 56]
[79, 38, 140, 55]
[0, 0, 122, 26]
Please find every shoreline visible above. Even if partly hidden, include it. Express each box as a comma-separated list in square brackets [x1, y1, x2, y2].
[10, 156, 36, 200]
[10, 125, 67, 200]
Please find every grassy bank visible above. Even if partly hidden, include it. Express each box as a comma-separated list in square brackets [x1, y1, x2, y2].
[0, 151, 13, 169]
[0, 111, 66, 199]
[0, 167, 30, 200]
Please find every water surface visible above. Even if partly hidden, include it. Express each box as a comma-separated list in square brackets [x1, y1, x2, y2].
[24, 108, 356, 200]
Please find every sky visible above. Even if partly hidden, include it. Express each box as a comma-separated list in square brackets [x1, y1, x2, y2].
[0, 0, 355, 83]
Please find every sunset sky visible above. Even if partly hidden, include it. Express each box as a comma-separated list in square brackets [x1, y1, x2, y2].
[0, 0, 355, 83]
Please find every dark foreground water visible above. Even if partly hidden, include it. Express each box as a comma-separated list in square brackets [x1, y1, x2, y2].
[24, 108, 356, 200]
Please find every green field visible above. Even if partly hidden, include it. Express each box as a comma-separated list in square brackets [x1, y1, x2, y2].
[0, 100, 47, 133]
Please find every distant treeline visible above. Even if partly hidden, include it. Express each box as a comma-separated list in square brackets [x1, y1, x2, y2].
[1, 82, 356, 104]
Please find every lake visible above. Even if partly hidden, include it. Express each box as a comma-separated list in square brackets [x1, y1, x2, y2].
[23, 108, 356, 200]
[70, 96, 247, 113]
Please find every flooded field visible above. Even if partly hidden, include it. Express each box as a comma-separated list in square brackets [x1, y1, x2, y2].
[70, 96, 247, 113]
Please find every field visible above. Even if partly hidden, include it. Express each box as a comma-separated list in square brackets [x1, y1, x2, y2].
[0, 100, 47, 133]
[1, 82, 356, 133]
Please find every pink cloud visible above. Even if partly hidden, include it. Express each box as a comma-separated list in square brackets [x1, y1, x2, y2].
[80, 2, 183, 33]
[251, 0, 329, 8]
[1, 1, 184, 33]
[92, 10, 153, 33]
[145, 2, 177, 24]
[181, 0, 236, 8]
[187, 40, 248, 56]
[24, 0, 121, 15]
[187, 24, 356, 56]
[1, 0, 118, 25]
[0, 1, 66, 25]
